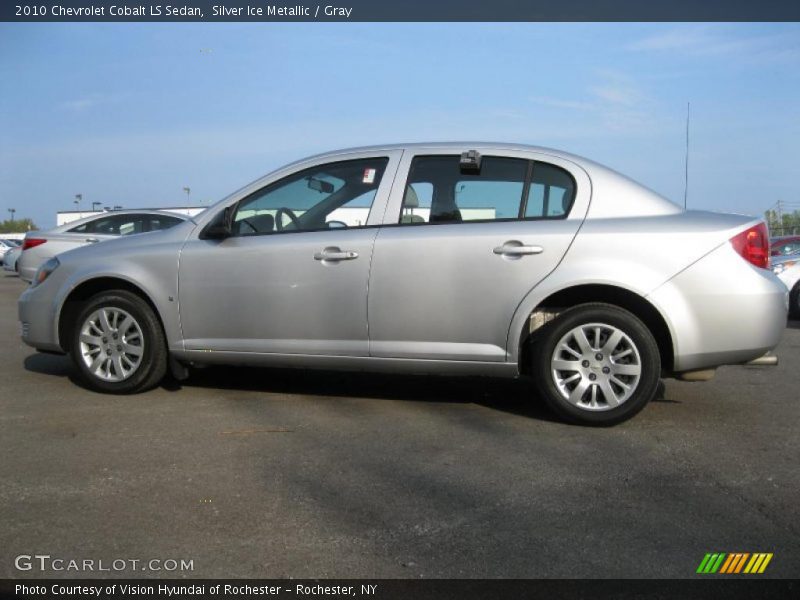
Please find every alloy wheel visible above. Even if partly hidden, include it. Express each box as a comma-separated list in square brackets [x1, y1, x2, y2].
[550, 322, 642, 411]
[79, 307, 145, 382]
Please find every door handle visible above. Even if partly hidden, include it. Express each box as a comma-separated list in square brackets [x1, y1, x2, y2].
[85, 238, 100, 243]
[313, 247, 359, 262]
[493, 242, 543, 256]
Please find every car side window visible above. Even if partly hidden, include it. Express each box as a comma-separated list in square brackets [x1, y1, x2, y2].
[399, 156, 528, 224]
[74, 214, 147, 236]
[399, 156, 576, 225]
[149, 215, 184, 231]
[68, 222, 93, 233]
[233, 158, 389, 236]
[524, 162, 576, 218]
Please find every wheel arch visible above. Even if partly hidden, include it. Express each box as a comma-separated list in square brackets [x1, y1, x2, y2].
[57, 277, 166, 353]
[517, 283, 675, 376]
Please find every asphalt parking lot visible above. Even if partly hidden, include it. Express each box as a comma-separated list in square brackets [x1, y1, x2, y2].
[1, 273, 798, 579]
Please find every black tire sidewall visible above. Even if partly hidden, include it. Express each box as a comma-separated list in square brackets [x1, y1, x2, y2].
[70, 291, 166, 394]
[531, 303, 661, 426]
[790, 282, 800, 320]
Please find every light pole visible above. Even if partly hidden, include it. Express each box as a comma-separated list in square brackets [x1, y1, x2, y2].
[74, 194, 82, 215]
[7, 208, 15, 222]
[92, 201, 101, 212]
[183, 187, 191, 203]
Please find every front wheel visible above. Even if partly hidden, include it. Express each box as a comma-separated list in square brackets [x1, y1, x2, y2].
[70, 290, 168, 393]
[530, 303, 661, 425]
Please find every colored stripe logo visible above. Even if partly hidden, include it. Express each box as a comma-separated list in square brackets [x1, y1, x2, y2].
[697, 553, 773, 574]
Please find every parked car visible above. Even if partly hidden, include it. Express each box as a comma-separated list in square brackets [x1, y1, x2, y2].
[770, 235, 800, 257]
[3, 245, 22, 273]
[772, 250, 800, 319]
[17, 210, 188, 282]
[0, 238, 20, 261]
[18, 143, 787, 425]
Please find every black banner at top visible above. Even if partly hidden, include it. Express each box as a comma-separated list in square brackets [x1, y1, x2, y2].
[3, 0, 800, 22]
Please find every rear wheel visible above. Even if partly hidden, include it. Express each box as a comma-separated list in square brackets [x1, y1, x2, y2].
[70, 290, 167, 393]
[531, 303, 661, 425]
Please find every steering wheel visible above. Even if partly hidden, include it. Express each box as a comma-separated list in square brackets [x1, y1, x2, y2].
[275, 207, 301, 231]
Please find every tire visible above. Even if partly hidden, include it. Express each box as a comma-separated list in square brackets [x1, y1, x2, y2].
[70, 290, 168, 394]
[790, 282, 800, 320]
[530, 303, 661, 426]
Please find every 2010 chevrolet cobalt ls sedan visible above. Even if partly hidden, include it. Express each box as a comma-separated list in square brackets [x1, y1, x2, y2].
[18, 143, 787, 424]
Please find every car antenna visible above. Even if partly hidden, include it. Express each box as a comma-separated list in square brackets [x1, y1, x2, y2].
[684, 101, 690, 210]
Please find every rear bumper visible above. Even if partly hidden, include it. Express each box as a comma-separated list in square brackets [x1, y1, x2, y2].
[649, 243, 788, 373]
[18, 264, 36, 282]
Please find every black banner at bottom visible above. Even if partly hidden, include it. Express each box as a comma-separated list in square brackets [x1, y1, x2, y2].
[2, 579, 799, 600]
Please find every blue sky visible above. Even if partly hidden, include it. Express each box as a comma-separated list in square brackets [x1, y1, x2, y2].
[1, 23, 799, 228]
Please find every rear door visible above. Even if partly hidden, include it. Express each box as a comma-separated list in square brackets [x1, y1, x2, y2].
[368, 148, 590, 361]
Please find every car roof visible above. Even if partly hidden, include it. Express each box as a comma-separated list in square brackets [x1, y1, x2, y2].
[289, 141, 597, 169]
[772, 235, 800, 243]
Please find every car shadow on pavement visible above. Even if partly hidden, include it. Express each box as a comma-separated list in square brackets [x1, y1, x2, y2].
[23, 352, 677, 423]
[23, 352, 74, 379]
[787, 319, 800, 330]
[181, 365, 566, 422]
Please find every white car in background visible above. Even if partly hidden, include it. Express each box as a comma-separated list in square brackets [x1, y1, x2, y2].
[18, 210, 188, 282]
[3, 245, 22, 273]
[0, 238, 21, 261]
[772, 250, 800, 318]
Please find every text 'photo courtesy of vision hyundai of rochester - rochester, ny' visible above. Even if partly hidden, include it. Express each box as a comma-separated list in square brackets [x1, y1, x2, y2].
[18, 143, 788, 425]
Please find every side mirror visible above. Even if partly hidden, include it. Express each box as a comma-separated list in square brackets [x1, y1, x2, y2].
[326, 220, 348, 229]
[201, 205, 235, 240]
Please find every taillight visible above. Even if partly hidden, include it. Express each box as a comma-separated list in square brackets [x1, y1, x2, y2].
[21, 238, 46, 251]
[730, 223, 770, 269]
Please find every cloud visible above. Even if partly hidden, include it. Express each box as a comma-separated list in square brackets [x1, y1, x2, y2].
[588, 70, 646, 107]
[528, 70, 654, 134]
[61, 97, 99, 111]
[59, 93, 128, 112]
[629, 25, 800, 63]
[529, 96, 594, 111]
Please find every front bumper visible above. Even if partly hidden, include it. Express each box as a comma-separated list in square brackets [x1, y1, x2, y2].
[18, 283, 63, 353]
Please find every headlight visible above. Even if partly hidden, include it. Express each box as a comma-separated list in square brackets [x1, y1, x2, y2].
[31, 257, 59, 288]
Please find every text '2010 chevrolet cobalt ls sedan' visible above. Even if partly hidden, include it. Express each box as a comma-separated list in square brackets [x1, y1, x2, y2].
[19, 143, 787, 424]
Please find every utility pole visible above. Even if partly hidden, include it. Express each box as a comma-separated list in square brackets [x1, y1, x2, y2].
[183, 187, 191, 203]
[74, 193, 82, 215]
[92, 201, 101, 211]
[776, 199, 783, 236]
[7, 208, 15, 222]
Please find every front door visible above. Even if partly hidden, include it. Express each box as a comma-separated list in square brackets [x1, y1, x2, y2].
[178, 154, 397, 356]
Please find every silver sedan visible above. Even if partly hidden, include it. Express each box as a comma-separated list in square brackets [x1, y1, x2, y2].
[18, 143, 788, 425]
[18, 210, 188, 282]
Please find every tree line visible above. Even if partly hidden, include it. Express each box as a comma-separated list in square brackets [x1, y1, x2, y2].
[0, 218, 38, 234]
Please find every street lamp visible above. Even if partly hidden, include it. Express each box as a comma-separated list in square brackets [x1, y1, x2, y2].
[183, 187, 191, 203]
[92, 202, 101, 211]
[7, 208, 15, 222]
[74, 194, 82, 214]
